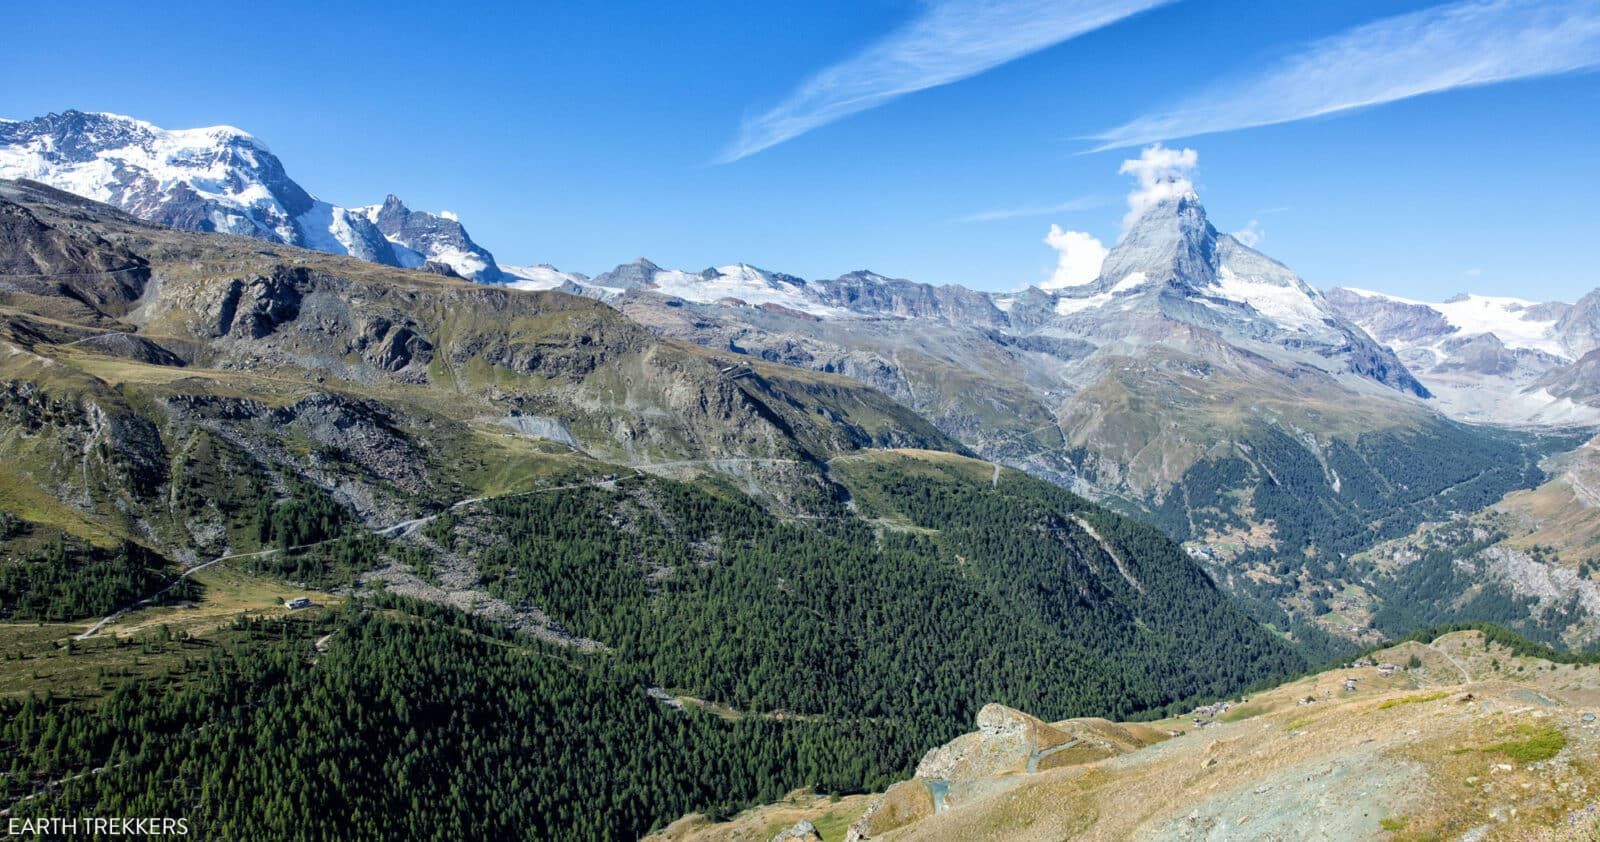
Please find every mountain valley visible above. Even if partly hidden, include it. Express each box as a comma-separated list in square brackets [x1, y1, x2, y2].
[2, 106, 1599, 840]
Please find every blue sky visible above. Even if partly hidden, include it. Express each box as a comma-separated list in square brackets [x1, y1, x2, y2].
[6, 0, 1599, 299]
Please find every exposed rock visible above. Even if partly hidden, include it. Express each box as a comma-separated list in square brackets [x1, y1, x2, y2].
[915, 703, 1071, 782]
[419, 260, 462, 278]
[0, 198, 150, 315]
[769, 820, 821, 842]
[212, 266, 308, 339]
[71, 332, 185, 366]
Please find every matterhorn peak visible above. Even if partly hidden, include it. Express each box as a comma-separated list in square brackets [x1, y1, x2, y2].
[1099, 193, 1217, 288]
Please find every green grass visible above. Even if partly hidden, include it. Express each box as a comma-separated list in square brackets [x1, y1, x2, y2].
[0, 622, 226, 702]
[1377, 691, 1449, 711]
[1219, 703, 1266, 723]
[1482, 724, 1567, 763]
[811, 803, 868, 842]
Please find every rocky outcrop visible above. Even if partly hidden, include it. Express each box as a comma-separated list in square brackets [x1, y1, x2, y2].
[71, 332, 185, 366]
[769, 820, 822, 842]
[211, 267, 309, 339]
[371, 194, 505, 282]
[845, 703, 1169, 840]
[915, 703, 1071, 782]
[592, 258, 664, 290]
[354, 316, 434, 373]
[0, 379, 169, 504]
[813, 271, 1007, 327]
[419, 260, 462, 278]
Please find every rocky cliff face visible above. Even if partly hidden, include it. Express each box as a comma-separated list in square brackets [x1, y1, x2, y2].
[365, 194, 506, 282]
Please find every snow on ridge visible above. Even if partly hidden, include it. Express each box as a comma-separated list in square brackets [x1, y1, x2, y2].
[1054, 271, 1150, 315]
[1343, 288, 1565, 356]
[504, 264, 585, 290]
[1207, 266, 1326, 331]
[646, 263, 844, 316]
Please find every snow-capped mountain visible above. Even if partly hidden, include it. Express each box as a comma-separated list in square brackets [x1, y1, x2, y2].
[1327, 287, 1600, 425]
[605, 189, 1463, 521]
[584, 259, 845, 316]
[0, 111, 506, 281]
[1026, 194, 1426, 397]
[551, 195, 1419, 398]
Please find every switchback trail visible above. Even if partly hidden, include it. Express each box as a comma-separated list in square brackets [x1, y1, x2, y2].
[77, 452, 832, 640]
[77, 472, 642, 640]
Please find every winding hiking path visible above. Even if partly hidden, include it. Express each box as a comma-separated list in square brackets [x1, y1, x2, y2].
[76, 549, 278, 639]
[77, 473, 643, 640]
[76, 452, 825, 640]
[1427, 642, 1473, 683]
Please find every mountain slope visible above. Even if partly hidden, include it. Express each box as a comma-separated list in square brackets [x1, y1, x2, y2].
[606, 195, 1570, 653]
[0, 176, 960, 558]
[0, 181, 1308, 838]
[661, 628, 1600, 842]
[0, 111, 507, 281]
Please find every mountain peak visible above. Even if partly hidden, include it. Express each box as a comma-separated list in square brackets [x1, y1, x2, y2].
[1099, 194, 1216, 289]
[0, 111, 508, 283]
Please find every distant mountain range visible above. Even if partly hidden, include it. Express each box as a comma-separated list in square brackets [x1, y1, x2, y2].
[1325, 287, 1600, 426]
[6, 110, 1599, 650]
[7, 112, 1598, 430]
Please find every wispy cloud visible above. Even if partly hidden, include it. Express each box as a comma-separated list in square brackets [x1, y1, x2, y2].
[1232, 219, 1264, 248]
[957, 194, 1104, 223]
[719, 0, 1173, 163]
[1089, 0, 1600, 151]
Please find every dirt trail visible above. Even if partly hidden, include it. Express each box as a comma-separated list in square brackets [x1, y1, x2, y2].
[1428, 642, 1473, 683]
[78, 452, 835, 640]
[78, 473, 641, 639]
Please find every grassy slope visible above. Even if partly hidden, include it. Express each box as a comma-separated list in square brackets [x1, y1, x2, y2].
[665, 629, 1600, 841]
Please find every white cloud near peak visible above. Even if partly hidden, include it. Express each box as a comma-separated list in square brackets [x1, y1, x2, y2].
[1042, 225, 1108, 288]
[720, 0, 1173, 163]
[1119, 143, 1198, 230]
[1232, 219, 1263, 247]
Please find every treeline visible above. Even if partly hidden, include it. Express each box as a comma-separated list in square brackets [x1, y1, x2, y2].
[0, 533, 184, 622]
[458, 458, 1302, 737]
[0, 601, 929, 840]
[0, 456, 1309, 838]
